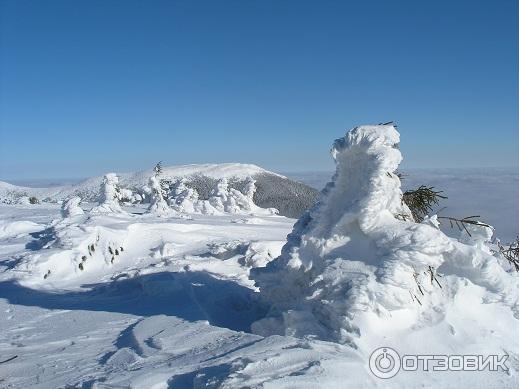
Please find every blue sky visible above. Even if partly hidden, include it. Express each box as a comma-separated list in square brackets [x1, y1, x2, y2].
[1, 0, 518, 180]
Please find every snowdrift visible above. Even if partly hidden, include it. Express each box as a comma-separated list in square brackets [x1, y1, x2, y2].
[6, 208, 290, 290]
[252, 125, 519, 359]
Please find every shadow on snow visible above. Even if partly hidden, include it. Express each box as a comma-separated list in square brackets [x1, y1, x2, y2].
[0, 271, 267, 333]
[25, 227, 56, 251]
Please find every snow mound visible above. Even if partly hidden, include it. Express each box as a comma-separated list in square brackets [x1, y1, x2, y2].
[252, 125, 519, 358]
[204, 239, 283, 268]
[0, 220, 43, 239]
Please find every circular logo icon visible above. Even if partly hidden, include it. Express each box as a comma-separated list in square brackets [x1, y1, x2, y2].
[369, 347, 401, 379]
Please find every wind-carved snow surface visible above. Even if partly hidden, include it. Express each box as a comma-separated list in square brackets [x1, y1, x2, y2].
[252, 125, 519, 360]
[1, 127, 519, 388]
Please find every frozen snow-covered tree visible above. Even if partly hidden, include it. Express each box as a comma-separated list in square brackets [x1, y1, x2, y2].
[170, 179, 200, 213]
[208, 178, 229, 213]
[228, 176, 257, 212]
[61, 196, 84, 218]
[153, 160, 163, 176]
[119, 188, 134, 204]
[224, 191, 240, 213]
[148, 162, 173, 216]
[170, 179, 189, 202]
[244, 176, 256, 200]
[251, 124, 519, 351]
[91, 173, 124, 214]
[205, 176, 272, 215]
[132, 193, 143, 203]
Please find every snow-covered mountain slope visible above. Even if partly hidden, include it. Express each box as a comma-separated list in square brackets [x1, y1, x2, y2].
[1, 127, 518, 388]
[0, 163, 318, 218]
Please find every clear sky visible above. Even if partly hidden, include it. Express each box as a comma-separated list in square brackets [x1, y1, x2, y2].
[1, 0, 518, 180]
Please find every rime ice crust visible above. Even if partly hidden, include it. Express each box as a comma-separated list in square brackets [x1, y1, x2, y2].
[252, 125, 519, 351]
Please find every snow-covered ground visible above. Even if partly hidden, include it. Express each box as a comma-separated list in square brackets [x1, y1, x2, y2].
[1, 127, 518, 388]
[0, 203, 305, 388]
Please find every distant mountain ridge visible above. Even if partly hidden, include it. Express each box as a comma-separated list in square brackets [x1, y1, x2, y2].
[0, 163, 319, 219]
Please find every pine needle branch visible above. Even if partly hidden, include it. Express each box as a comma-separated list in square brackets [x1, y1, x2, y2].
[436, 215, 490, 237]
[402, 186, 447, 222]
[498, 237, 519, 272]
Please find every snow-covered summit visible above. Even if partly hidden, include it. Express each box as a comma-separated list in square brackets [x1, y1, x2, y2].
[252, 124, 519, 357]
[0, 163, 318, 218]
[0, 164, 273, 201]
[130, 163, 279, 181]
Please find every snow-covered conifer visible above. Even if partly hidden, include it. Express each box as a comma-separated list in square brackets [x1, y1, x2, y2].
[170, 179, 200, 213]
[252, 124, 519, 351]
[91, 173, 124, 214]
[208, 178, 229, 213]
[148, 162, 173, 216]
